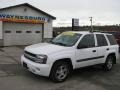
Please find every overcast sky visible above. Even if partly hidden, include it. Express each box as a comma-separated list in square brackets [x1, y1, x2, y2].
[0, 0, 120, 27]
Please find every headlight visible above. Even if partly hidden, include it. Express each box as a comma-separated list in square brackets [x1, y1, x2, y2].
[35, 54, 47, 64]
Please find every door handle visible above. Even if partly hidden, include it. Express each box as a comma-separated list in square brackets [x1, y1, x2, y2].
[92, 50, 96, 52]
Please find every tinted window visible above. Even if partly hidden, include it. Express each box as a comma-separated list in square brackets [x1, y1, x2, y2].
[96, 34, 108, 46]
[78, 34, 95, 48]
[106, 35, 117, 45]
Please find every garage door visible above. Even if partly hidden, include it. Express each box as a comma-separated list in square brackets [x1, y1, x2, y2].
[3, 22, 42, 46]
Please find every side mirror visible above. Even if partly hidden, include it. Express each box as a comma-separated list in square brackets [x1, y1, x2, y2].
[77, 44, 88, 49]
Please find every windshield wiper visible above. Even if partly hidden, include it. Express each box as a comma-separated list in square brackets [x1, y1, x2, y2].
[50, 41, 67, 46]
[56, 42, 67, 46]
[50, 41, 56, 44]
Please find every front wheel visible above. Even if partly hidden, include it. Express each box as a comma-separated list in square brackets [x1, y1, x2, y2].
[50, 62, 70, 83]
[103, 56, 114, 71]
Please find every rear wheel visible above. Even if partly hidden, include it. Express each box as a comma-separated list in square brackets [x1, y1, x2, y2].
[50, 61, 70, 83]
[103, 56, 114, 71]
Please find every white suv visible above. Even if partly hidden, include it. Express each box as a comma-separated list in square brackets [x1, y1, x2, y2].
[21, 31, 119, 82]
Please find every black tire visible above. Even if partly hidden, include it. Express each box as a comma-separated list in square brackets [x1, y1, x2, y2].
[50, 61, 70, 83]
[103, 56, 114, 71]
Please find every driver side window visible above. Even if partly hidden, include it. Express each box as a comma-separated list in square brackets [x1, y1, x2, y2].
[77, 34, 95, 49]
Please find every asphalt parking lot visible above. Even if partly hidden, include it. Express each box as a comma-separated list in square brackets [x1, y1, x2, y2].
[0, 46, 120, 90]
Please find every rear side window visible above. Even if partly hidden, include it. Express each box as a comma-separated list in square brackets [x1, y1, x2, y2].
[106, 35, 117, 45]
[96, 34, 108, 46]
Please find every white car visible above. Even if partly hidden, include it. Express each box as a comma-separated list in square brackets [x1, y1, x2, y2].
[21, 31, 119, 82]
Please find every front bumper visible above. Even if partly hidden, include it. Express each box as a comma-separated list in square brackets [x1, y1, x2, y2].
[21, 55, 51, 77]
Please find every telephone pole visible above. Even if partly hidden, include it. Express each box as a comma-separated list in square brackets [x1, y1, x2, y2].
[89, 17, 93, 32]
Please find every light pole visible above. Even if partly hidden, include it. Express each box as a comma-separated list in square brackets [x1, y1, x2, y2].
[89, 17, 93, 32]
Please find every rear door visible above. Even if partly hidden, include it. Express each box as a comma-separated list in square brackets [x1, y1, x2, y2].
[95, 34, 109, 64]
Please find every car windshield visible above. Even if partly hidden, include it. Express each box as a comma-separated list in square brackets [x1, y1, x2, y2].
[51, 32, 82, 47]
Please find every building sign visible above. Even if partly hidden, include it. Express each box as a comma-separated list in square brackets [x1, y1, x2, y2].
[0, 13, 48, 23]
[72, 18, 79, 31]
[72, 18, 79, 27]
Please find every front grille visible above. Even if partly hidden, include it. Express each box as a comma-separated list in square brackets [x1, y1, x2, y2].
[24, 51, 37, 62]
[24, 51, 36, 57]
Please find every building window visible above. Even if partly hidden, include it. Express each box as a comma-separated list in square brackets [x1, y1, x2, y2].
[26, 31, 32, 33]
[5, 31, 11, 33]
[35, 31, 41, 33]
[16, 31, 22, 33]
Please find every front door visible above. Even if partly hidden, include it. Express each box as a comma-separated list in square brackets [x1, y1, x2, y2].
[75, 34, 98, 68]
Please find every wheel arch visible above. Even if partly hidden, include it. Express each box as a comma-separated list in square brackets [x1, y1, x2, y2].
[52, 58, 73, 70]
[50, 58, 73, 77]
[106, 53, 116, 64]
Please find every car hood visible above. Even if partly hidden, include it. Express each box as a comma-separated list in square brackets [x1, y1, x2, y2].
[25, 43, 69, 55]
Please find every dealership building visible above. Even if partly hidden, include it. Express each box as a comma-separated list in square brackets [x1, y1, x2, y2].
[0, 3, 56, 46]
